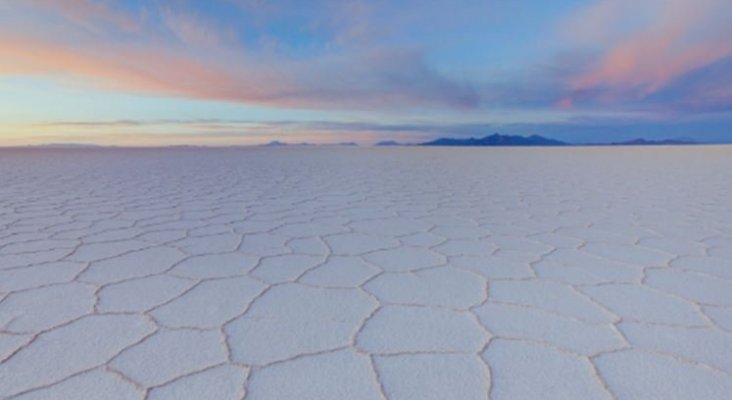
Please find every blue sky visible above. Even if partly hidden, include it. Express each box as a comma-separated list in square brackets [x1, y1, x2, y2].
[0, 0, 730, 145]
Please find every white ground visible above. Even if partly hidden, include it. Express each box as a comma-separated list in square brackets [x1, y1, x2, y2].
[0, 146, 731, 400]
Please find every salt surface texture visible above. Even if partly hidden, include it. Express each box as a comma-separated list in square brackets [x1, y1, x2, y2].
[0, 146, 731, 399]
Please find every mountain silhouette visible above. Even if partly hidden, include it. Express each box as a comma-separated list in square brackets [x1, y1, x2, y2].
[420, 134, 567, 146]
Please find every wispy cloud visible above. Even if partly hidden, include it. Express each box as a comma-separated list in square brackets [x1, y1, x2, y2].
[1, 0, 730, 146]
[559, 0, 732, 111]
[0, 1, 478, 109]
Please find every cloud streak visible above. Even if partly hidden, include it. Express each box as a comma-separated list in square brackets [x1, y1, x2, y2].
[1, 0, 730, 146]
[0, 1, 478, 110]
[560, 0, 732, 111]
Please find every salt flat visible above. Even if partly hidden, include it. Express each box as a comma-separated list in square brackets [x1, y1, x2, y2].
[0, 146, 730, 399]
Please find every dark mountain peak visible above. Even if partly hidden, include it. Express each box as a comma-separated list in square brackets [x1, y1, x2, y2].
[261, 140, 288, 147]
[420, 133, 567, 146]
[260, 140, 316, 147]
[610, 138, 699, 146]
[375, 140, 402, 146]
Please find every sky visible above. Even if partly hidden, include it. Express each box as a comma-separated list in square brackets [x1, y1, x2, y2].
[0, 0, 730, 146]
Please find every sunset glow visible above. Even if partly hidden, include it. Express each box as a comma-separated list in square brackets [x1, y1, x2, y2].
[1, 0, 730, 145]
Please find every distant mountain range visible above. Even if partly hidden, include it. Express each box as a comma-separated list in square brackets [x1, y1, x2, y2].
[261, 140, 316, 147]
[260, 140, 289, 147]
[14, 135, 709, 149]
[260, 141, 359, 147]
[420, 134, 568, 146]
[374, 140, 402, 146]
[375, 134, 702, 147]
[605, 138, 699, 146]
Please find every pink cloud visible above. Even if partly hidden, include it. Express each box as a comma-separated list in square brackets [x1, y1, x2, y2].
[0, 32, 284, 102]
[562, 0, 732, 104]
[0, 1, 477, 110]
[555, 97, 573, 110]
